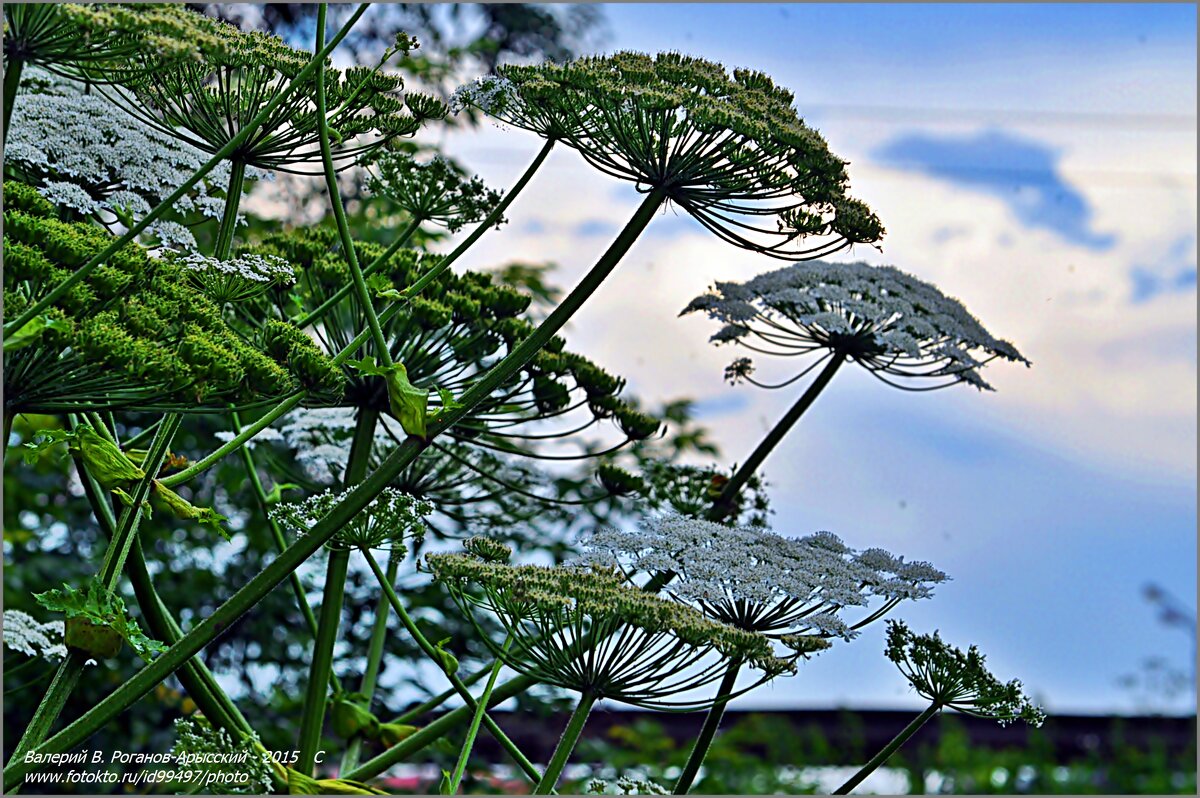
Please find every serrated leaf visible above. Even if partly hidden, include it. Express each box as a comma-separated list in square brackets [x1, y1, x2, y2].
[152, 481, 230, 541]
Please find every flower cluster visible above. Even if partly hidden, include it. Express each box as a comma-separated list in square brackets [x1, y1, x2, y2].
[271, 488, 432, 552]
[683, 260, 1029, 391]
[177, 251, 296, 303]
[362, 152, 503, 233]
[168, 717, 275, 795]
[2, 609, 66, 661]
[885, 621, 1046, 726]
[3, 181, 342, 413]
[427, 548, 795, 709]
[5, 75, 272, 247]
[455, 52, 883, 259]
[110, 19, 440, 173]
[577, 512, 947, 640]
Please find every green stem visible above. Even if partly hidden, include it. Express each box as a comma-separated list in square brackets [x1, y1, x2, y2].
[533, 690, 597, 794]
[2, 4, 370, 341]
[834, 703, 941, 794]
[339, 545, 403, 774]
[160, 394, 302, 488]
[448, 636, 512, 794]
[294, 217, 420, 330]
[213, 158, 247, 260]
[360, 548, 543, 785]
[401, 137, 556, 300]
[296, 547, 350, 775]
[388, 664, 490, 725]
[709, 353, 844, 521]
[673, 660, 743, 794]
[315, 4, 392, 369]
[232, 414, 328, 652]
[5, 188, 664, 789]
[3, 56, 23, 148]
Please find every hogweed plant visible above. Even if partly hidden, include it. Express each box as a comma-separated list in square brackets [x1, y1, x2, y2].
[3, 3, 1042, 795]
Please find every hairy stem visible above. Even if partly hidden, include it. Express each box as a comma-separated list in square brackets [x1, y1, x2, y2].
[834, 703, 941, 794]
[213, 158, 246, 260]
[5, 188, 664, 789]
[448, 636, 512, 794]
[673, 660, 743, 794]
[401, 137, 556, 300]
[709, 353, 844, 521]
[296, 547, 350, 775]
[533, 690, 597, 794]
[2, 4, 370, 341]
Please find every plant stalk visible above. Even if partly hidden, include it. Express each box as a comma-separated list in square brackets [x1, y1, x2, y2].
[533, 690, 597, 794]
[3, 56, 24, 147]
[709, 353, 844, 521]
[2, 3, 370, 340]
[213, 158, 247, 260]
[448, 636, 512, 794]
[296, 547, 350, 775]
[673, 659, 743, 794]
[5, 188, 664, 789]
[834, 703, 941, 794]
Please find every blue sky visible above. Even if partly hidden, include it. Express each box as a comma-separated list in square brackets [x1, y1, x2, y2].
[436, 3, 1197, 715]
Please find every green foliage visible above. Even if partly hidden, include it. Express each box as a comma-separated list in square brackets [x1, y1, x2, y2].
[35, 578, 166, 660]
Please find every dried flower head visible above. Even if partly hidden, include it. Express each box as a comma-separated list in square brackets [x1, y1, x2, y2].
[885, 620, 1046, 726]
[455, 52, 883, 259]
[577, 512, 948, 641]
[271, 487, 432, 552]
[683, 260, 1029, 391]
[427, 549, 795, 709]
[362, 152, 503, 233]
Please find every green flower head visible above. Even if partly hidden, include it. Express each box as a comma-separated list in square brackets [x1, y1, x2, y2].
[362, 152, 503, 233]
[885, 620, 1046, 726]
[453, 52, 883, 259]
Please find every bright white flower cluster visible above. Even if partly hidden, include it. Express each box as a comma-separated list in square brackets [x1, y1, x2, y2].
[275, 408, 405, 484]
[449, 76, 517, 116]
[7, 73, 268, 250]
[683, 261, 1028, 391]
[576, 513, 948, 639]
[271, 487, 433, 551]
[2, 610, 67, 661]
[178, 252, 296, 283]
[586, 776, 670, 795]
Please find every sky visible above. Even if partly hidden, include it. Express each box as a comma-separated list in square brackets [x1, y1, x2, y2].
[423, 3, 1197, 716]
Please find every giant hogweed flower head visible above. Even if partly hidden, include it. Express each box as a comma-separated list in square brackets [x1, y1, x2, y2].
[271, 487, 432, 552]
[362, 152, 503, 233]
[455, 53, 884, 259]
[113, 25, 443, 173]
[577, 513, 947, 641]
[6, 81, 269, 249]
[177, 252, 295, 304]
[683, 260, 1029, 391]
[427, 546, 795, 710]
[2, 609, 66, 661]
[885, 620, 1045, 726]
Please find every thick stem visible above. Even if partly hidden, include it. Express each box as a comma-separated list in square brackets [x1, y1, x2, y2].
[339, 545, 402, 774]
[3, 56, 23, 148]
[296, 547, 350, 775]
[709, 353, 844, 521]
[360, 548, 542, 784]
[213, 158, 246, 260]
[833, 703, 941, 795]
[673, 660, 743, 794]
[5, 189, 664, 788]
[2, 4, 370, 341]
[448, 636, 512, 794]
[401, 137, 556, 300]
[533, 691, 597, 794]
[315, 4, 392, 368]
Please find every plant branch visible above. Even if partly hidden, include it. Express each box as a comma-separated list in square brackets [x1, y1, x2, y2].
[834, 703, 941, 794]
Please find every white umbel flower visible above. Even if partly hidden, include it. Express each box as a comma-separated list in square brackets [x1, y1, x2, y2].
[682, 261, 1029, 391]
[576, 512, 948, 640]
[2, 609, 67, 661]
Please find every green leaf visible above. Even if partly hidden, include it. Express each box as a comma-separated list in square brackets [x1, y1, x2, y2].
[35, 578, 167, 660]
[3, 315, 69, 351]
[152, 481, 231, 541]
[264, 482, 302, 505]
[348, 357, 430, 438]
[438, 769, 453, 795]
[22, 428, 75, 465]
[76, 425, 145, 488]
